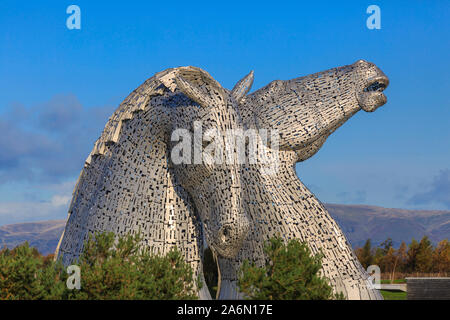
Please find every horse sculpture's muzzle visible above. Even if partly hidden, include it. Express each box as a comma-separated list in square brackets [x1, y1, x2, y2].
[355, 60, 390, 112]
[359, 75, 389, 112]
[210, 210, 250, 258]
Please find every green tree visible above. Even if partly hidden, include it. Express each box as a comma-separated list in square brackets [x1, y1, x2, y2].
[0, 232, 199, 300]
[395, 241, 408, 273]
[356, 239, 374, 269]
[237, 237, 342, 300]
[416, 236, 433, 273]
[432, 239, 450, 274]
[373, 247, 385, 267]
[380, 238, 394, 254]
[65, 232, 198, 300]
[381, 247, 396, 276]
[0, 242, 65, 300]
[375, 238, 395, 275]
[406, 238, 420, 273]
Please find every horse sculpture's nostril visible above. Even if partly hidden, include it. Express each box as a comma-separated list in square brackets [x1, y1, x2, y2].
[220, 226, 230, 243]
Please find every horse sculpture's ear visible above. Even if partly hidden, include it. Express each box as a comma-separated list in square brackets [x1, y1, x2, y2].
[174, 67, 227, 108]
[231, 70, 254, 103]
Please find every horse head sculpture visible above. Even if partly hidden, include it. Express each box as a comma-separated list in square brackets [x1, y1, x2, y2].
[56, 60, 389, 300]
[168, 67, 251, 258]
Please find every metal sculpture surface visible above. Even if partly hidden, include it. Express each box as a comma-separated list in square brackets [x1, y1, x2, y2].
[56, 60, 389, 300]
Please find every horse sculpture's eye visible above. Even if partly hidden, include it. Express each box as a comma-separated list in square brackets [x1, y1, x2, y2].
[202, 139, 211, 151]
[202, 139, 217, 164]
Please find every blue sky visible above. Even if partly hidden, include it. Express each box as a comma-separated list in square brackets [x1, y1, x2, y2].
[0, 0, 449, 225]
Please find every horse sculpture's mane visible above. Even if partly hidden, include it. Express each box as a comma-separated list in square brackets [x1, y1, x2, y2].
[56, 67, 213, 298]
[88, 69, 174, 159]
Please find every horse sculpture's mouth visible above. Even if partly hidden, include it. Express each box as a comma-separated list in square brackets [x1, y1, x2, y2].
[363, 77, 389, 92]
[358, 75, 389, 112]
[364, 77, 388, 93]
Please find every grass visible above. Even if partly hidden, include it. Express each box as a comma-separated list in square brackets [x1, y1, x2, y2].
[380, 290, 407, 300]
[381, 279, 406, 284]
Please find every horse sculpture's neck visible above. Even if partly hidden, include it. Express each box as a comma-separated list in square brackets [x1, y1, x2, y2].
[216, 150, 380, 299]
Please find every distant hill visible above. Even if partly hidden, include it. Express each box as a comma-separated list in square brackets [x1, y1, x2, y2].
[0, 220, 66, 255]
[0, 204, 449, 254]
[325, 204, 450, 248]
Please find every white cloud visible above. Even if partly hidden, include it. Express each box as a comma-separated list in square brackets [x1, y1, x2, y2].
[0, 180, 75, 226]
[408, 169, 450, 209]
[0, 94, 112, 185]
[50, 195, 71, 207]
[0, 199, 68, 226]
[0, 93, 110, 225]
